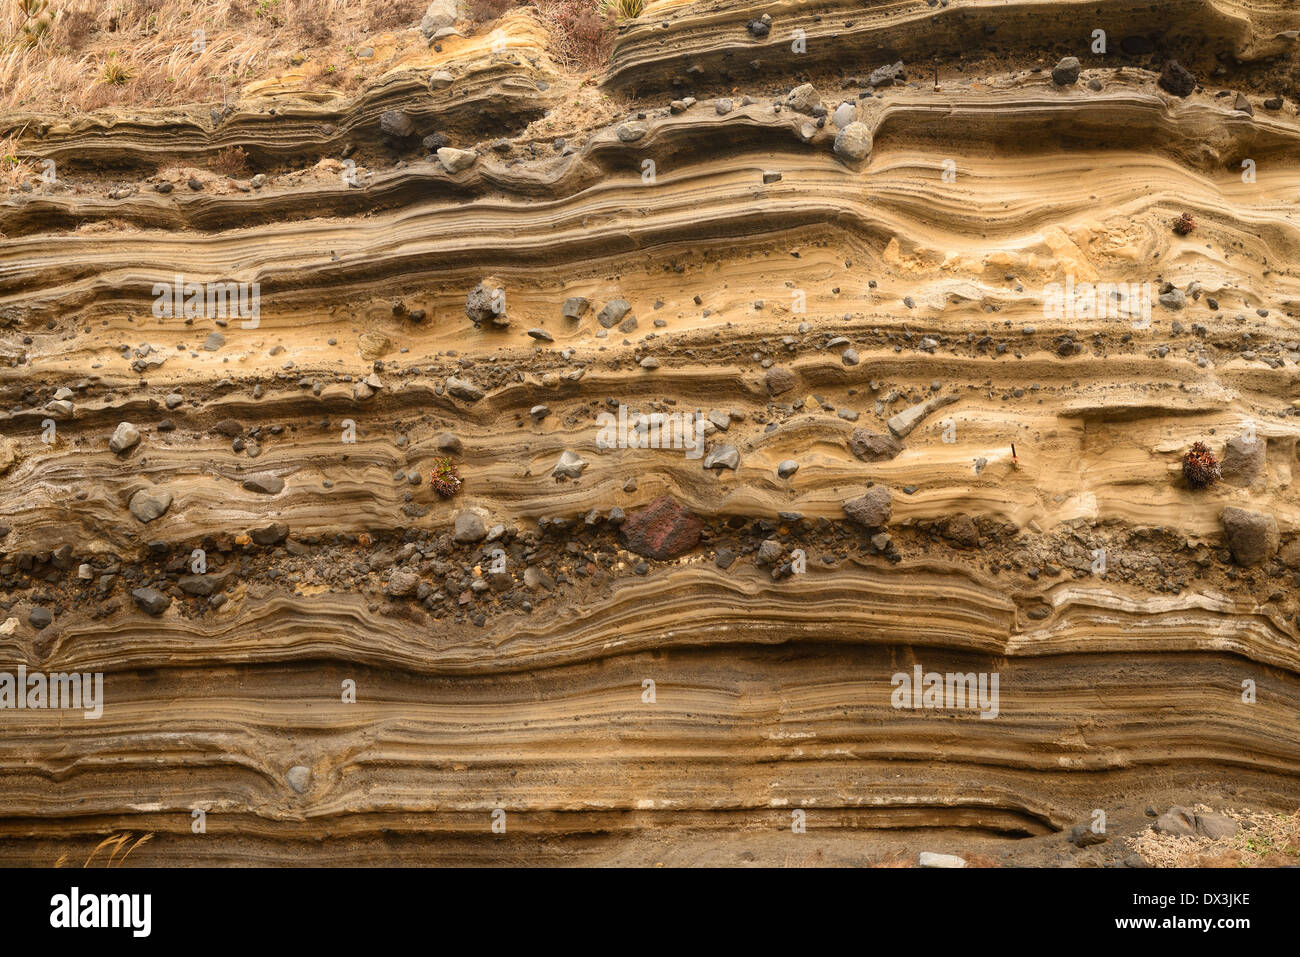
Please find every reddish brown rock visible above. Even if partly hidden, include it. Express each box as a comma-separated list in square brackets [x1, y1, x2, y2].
[621, 495, 704, 559]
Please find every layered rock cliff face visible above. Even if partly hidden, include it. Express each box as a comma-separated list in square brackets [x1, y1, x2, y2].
[1, 0, 1299, 866]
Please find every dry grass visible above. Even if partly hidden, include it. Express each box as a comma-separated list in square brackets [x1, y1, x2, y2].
[0, 130, 37, 186]
[209, 143, 248, 174]
[862, 850, 914, 868]
[53, 831, 154, 867]
[1127, 806, 1300, 868]
[534, 0, 612, 70]
[1, 0, 620, 118]
[0, 0, 421, 114]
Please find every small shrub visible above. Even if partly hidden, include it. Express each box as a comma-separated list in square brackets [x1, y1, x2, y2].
[1173, 211, 1195, 235]
[1182, 441, 1221, 489]
[431, 457, 463, 497]
[210, 146, 250, 176]
[540, 0, 615, 69]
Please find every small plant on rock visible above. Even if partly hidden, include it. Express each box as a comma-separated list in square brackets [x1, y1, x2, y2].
[431, 457, 462, 497]
[1182, 441, 1221, 489]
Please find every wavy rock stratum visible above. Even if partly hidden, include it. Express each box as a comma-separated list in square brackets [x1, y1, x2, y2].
[1, 0, 1299, 867]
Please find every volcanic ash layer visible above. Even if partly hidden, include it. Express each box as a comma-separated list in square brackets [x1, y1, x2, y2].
[1, 0, 1299, 865]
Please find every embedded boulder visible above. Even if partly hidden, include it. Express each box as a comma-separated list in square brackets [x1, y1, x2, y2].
[849, 429, 903, 462]
[621, 495, 704, 560]
[1220, 507, 1278, 566]
[1219, 434, 1265, 488]
[833, 122, 873, 162]
[843, 486, 892, 528]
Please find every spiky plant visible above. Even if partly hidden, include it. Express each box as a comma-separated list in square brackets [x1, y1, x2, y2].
[101, 54, 134, 86]
[1182, 441, 1221, 489]
[603, 0, 644, 19]
[431, 457, 462, 497]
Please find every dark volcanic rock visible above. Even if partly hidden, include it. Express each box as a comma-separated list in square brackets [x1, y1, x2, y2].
[1194, 811, 1239, 840]
[1152, 806, 1196, 837]
[943, 513, 979, 547]
[1067, 824, 1107, 847]
[843, 486, 892, 527]
[131, 587, 172, 615]
[1158, 60, 1196, 97]
[850, 429, 903, 462]
[622, 495, 705, 560]
[178, 572, 231, 597]
[1051, 56, 1080, 86]
[596, 299, 632, 328]
[250, 523, 289, 546]
[380, 109, 416, 139]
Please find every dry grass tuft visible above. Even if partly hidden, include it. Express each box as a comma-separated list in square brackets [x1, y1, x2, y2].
[209, 143, 249, 174]
[862, 850, 914, 868]
[0, 130, 37, 186]
[534, 0, 613, 70]
[99, 52, 133, 84]
[53, 831, 154, 868]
